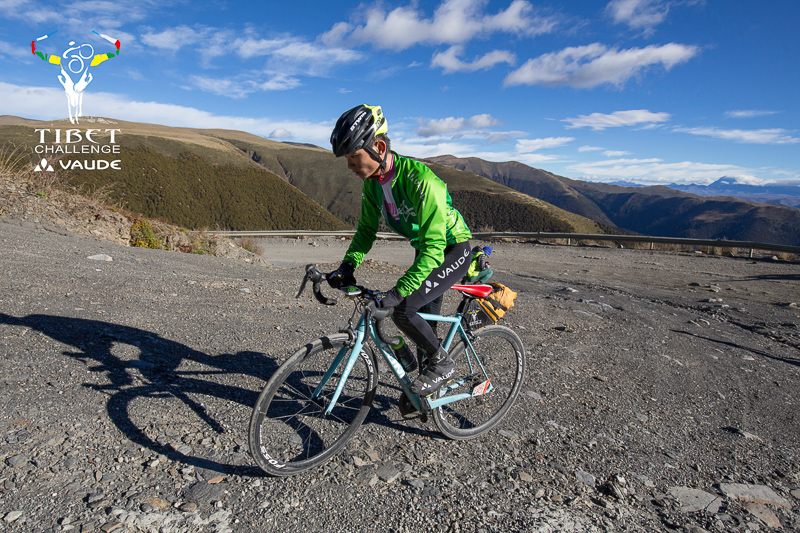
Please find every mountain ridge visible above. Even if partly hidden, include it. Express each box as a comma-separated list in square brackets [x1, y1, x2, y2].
[0, 116, 611, 235]
[427, 154, 800, 247]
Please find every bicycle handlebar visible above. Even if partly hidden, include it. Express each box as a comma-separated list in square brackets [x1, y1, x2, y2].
[297, 264, 401, 347]
[296, 264, 337, 306]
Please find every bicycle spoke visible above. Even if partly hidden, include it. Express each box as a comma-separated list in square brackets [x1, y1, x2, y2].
[432, 326, 525, 440]
[249, 336, 376, 475]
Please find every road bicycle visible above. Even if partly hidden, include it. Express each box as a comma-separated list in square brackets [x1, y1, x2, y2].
[249, 265, 526, 476]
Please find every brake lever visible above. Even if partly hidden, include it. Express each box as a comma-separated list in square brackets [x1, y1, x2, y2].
[296, 272, 311, 299]
[298, 264, 337, 306]
[297, 264, 324, 298]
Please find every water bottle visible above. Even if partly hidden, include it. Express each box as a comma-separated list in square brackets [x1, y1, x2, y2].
[391, 337, 417, 372]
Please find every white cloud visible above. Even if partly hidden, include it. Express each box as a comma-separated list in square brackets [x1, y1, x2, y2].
[563, 109, 671, 130]
[432, 45, 515, 73]
[467, 114, 501, 128]
[141, 25, 204, 50]
[190, 74, 301, 98]
[0, 39, 29, 61]
[233, 37, 362, 67]
[416, 113, 502, 137]
[268, 128, 294, 139]
[606, 0, 670, 34]
[676, 127, 800, 145]
[516, 136, 574, 152]
[724, 109, 780, 119]
[3, 0, 147, 29]
[578, 145, 604, 152]
[604, 150, 630, 157]
[569, 157, 758, 185]
[0, 81, 333, 144]
[323, 0, 559, 51]
[515, 153, 559, 165]
[606, 0, 702, 36]
[418, 117, 466, 137]
[140, 26, 362, 75]
[504, 42, 699, 88]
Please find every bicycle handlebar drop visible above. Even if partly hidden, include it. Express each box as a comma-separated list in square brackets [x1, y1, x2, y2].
[296, 264, 337, 306]
[296, 264, 401, 346]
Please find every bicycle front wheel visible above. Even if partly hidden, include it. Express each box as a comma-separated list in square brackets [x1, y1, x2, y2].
[249, 334, 378, 476]
[432, 325, 525, 440]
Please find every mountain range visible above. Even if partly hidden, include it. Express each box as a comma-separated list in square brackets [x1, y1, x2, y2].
[0, 116, 609, 236]
[2, 116, 799, 247]
[667, 177, 800, 208]
[427, 155, 800, 247]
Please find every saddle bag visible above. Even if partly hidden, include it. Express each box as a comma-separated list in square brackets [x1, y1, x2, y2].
[460, 283, 518, 330]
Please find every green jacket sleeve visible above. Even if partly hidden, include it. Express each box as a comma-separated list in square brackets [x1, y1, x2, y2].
[343, 183, 380, 268]
[395, 174, 449, 297]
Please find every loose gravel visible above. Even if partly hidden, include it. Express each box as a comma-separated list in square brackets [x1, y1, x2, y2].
[1, 205, 799, 531]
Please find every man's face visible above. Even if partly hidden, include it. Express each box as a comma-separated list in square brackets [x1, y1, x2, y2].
[344, 141, 385, 180]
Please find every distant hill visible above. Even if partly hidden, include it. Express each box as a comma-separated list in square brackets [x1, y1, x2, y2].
[0, 117, 349, 231]
[668, 177, 800, 208]
[0, 116, 612, 235]
[199, 132, 614, 234]
[428, 155, 800, 246]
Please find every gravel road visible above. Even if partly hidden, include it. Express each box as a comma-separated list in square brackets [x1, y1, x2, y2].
[1, 219, 799, 532]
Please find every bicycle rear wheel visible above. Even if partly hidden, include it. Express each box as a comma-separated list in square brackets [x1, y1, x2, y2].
[432, 325, 525, 439]
[249, 334, 377, 476]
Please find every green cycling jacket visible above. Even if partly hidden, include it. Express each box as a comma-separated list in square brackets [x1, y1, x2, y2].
[343, 153, 472, 296]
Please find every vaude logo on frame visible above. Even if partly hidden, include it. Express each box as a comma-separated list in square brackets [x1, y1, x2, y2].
[31, 30, 123, 172]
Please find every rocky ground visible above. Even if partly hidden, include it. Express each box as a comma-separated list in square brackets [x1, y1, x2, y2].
[1, 172, 799, 532]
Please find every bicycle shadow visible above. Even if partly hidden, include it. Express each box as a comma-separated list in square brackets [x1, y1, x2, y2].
[0, 312, 276, 477]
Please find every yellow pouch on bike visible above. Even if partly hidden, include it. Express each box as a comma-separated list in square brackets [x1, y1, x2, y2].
[477, 283, 517, 322]
[461, 283, 518, 330]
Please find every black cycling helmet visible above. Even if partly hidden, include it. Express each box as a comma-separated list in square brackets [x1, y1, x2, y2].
[330, 104, 389, 171]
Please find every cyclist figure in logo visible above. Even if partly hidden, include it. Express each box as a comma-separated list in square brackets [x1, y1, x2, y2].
[31, 30, 121, 124]
[328, 105, 473, 396]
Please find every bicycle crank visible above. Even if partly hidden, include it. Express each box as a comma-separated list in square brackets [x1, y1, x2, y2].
[398, 391, 427, 422]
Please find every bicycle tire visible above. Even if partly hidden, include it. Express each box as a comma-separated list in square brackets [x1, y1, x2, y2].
[249, 334, 378, 476]
[432, 325, 525, 440]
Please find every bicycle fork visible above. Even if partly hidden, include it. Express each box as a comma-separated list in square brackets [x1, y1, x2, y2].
[312, 316, 374, 416]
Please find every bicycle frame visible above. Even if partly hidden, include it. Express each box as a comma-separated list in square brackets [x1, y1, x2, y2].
[315, 307, 488, 416]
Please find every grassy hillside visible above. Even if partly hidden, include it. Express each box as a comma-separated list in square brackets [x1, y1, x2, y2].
[0, 116, 616, 235]
[0, 118, 349, 231]
[427, 155, 615, 226]
[423, 162, 611, 233]
[568, 181, 800, 245]
[205, 133, 614, 234]
[67, 145, 349, 231]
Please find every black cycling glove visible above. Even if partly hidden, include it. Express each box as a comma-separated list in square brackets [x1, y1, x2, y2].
[327, 262, 356, 289]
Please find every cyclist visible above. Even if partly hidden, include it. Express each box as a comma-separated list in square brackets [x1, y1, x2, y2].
[327, 104, 473, 396]
[462, 246, 493, 284]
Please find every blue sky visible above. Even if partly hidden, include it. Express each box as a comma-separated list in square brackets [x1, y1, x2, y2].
[1, 0, 798, 186]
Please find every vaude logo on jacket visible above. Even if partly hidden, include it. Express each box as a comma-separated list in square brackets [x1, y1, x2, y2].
[425, 279, 439, 294]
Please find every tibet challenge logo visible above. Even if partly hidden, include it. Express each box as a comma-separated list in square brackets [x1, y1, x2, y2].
[30, 30, 123, 173]
[32, 30, 121, 124]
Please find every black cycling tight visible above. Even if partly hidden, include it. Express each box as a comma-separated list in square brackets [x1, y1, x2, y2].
[392, 241, 471, 355]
